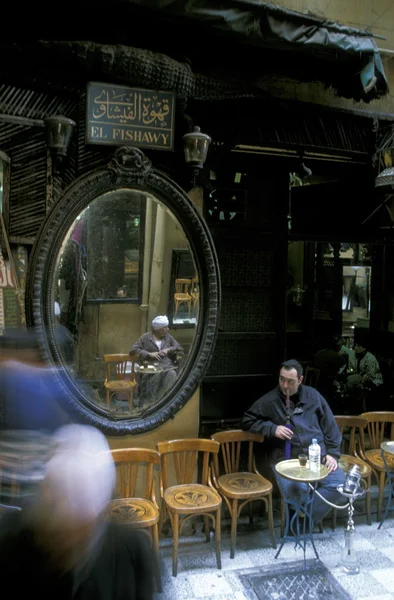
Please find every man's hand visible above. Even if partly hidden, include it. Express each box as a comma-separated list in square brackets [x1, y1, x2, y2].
[148, 352, 161, 361]
[323, 454, 338, 473]
[275, 425, 293, 440]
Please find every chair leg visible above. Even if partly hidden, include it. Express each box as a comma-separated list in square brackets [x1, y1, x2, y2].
[280, 498, 285, 538]
[158, 504, 167, 537]
[172, 512, 179, 577]
[366, 475, 372, 526]
[151, 523, 162, 593]
[215, 507, 222, 570]
[248, 500, 254, 525]
[378, 470, 386, 523]
[267, 494, 276, 549]
[230, 499, 238, 559]
[203, 515, 210, 542]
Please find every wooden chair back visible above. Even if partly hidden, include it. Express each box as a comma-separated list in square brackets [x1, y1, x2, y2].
[210, 429, 264, 477]
[110, 448, 160, 500]
[334, 415, 368, 456]
[157, 438, 219, 490]
[174, 278, 191, 295]
[104, 353, 137, 384]
[360, 411, 394, 449]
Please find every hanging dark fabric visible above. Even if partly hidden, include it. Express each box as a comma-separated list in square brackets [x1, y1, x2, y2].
[119, 0, 388, 102]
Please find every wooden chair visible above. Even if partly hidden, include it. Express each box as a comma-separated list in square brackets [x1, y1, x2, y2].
[103, 448, 162, 592]
[210, 430, 276, 558]
[156, 438, 222, 577]
[104, 353, 137, 410]
[190, 276, 199, 313]
[173, 278, 192, 319]
[332, 415, 372, 527]
[359, 411, 394, 521]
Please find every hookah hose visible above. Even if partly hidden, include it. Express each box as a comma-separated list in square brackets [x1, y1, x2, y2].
[308, 485, 349, 510]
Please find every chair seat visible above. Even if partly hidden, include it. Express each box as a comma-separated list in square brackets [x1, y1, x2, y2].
[339, 455, 372, 477]
[105, 497, 159, 527]
[105, 381, 136, 391]
[365, 449, 394, 471]
[164, 483, 222, 514]
[174, 293, 191, 300]
[217, 472, 273, 499]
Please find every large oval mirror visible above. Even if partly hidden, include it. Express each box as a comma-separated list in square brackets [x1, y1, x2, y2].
[26, 147, 220, 435]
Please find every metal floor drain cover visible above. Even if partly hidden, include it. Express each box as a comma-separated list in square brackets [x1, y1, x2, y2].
[237, 559, 351, 600]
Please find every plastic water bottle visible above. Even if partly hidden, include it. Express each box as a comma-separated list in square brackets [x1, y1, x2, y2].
[308, 438, 321, 472]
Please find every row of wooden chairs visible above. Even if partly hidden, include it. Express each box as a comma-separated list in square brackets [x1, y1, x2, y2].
[103, 431, 277, 587]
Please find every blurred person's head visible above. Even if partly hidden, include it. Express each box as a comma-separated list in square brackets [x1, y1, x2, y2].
[29, 424, 115, 571]
[0, 327, 42, 366]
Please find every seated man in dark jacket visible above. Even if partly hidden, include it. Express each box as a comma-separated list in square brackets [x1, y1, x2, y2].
[242, 359, 346, 525]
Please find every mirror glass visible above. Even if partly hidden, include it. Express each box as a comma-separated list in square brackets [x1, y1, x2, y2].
[51, 188, 198, 418]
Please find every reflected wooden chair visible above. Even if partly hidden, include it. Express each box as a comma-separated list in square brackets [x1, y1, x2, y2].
[190, 276, 199, 313]
[332, 415, 372, 527]
[103, 448, 162, 592]
[104, 353, 137, 410]
[173, 278, 192, 319]
[156, 438, 222, 577]
[359, 411, 394, 521]
[210, 430, 276, 558]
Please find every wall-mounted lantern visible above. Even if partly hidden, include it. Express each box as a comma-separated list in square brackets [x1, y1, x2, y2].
[44, 115, 76, 173]
[183, 126, 211, 187]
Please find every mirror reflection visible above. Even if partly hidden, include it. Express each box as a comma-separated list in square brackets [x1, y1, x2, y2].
[52, 189, 198, 417]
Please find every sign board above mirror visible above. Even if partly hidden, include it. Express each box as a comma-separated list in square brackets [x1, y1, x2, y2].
[86, 82, 175, 150]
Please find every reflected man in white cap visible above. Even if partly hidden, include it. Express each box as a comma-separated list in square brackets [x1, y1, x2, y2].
[130, 315, 183, 407]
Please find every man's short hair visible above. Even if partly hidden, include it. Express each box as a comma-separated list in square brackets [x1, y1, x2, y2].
[280, 359, 303, 378]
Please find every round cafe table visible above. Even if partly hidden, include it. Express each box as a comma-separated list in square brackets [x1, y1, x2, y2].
[378, 441, 394, 529]
[274, 459, 329, 563]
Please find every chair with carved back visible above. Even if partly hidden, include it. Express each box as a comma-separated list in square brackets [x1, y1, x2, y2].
[173, 278, 192, 319]
[156, 438, 222, 577]
[331, 415, 372, 528]
[104, 353, 137, 410]
[190, 276, 199, 313]
[103, 448, 162, 592]
[210, 429, 276, 558]
[359, 411, 394, 521]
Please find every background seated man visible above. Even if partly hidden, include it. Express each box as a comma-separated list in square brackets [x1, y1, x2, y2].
[346, 327, 383, 413]
[242, 359, 346, 527]
[130, 315, 183, 408]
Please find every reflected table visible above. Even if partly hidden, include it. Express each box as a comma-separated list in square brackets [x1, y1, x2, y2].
[274, 459, 329, 563]
[378, 441, 394, 529]
[136, 364, 178, 407]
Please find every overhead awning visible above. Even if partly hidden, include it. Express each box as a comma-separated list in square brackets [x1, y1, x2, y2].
[112, 0, 389, 103]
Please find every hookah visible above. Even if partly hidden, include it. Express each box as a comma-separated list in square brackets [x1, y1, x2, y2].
[306, 464, 366, 575]
[337, 464, 366, 574]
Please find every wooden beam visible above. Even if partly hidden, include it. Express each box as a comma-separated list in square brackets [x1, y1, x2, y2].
[0, 114, 44, 128]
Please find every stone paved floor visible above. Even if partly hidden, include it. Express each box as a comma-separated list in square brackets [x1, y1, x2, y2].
[153, 487, 394, 600]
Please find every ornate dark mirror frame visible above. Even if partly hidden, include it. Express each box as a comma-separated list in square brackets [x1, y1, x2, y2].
[25, 147, 221, 435]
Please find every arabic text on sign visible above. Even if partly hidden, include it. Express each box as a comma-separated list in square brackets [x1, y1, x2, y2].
[92, 90, 170, 127]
